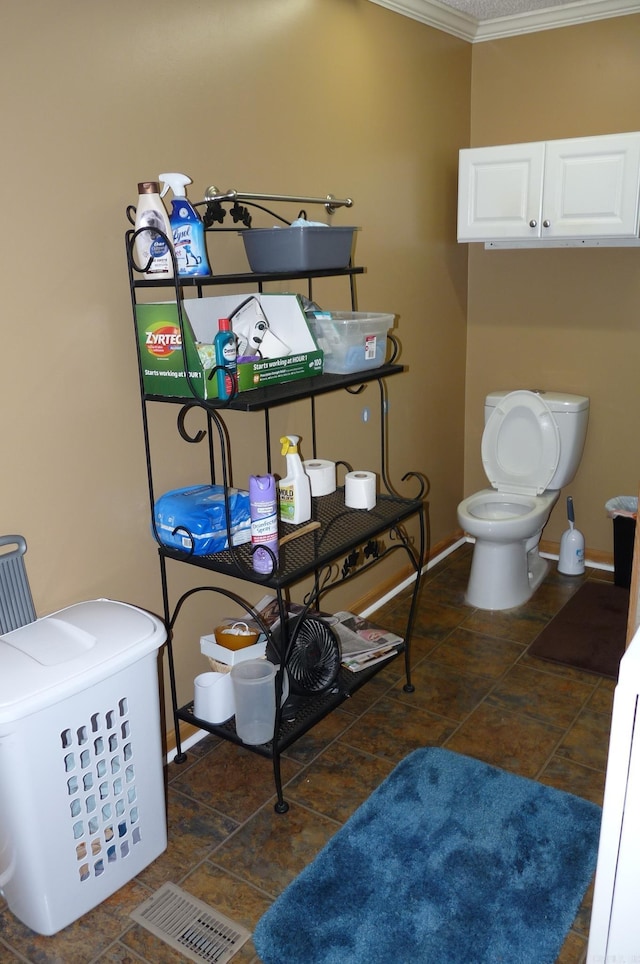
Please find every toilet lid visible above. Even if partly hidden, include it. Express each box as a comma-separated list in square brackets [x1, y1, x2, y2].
[481, 390, 560, 496]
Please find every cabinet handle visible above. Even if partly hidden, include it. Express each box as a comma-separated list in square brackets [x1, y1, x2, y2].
[543, 219, 551, 228]
[529, 219, 537, 228]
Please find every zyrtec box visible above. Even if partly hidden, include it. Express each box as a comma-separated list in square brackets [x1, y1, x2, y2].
[135, 293, 323, 400]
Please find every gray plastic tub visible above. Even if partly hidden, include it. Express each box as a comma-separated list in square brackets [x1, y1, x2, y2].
[241, 226, 356, 273]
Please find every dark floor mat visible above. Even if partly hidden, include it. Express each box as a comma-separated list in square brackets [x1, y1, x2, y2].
[528, 580, 629, 679]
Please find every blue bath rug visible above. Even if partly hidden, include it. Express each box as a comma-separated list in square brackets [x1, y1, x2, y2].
[254, 747, 601, 964]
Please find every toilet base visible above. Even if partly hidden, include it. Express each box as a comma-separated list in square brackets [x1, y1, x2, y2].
[466, 540, 549, 611]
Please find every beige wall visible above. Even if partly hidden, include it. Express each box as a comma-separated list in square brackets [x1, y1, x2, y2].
[1, 1, 470, 716]
[466, 15, 640, 553]
[5, 2, 637, 731]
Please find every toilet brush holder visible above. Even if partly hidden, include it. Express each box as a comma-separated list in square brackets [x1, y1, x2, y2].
[558, 495, 585, 575]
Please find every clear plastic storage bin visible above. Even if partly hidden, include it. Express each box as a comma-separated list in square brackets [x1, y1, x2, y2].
[0, 599, 167, 935]
[307, 311, 394, 374]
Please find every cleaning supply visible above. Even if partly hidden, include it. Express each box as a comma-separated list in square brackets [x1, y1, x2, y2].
[159, 172, 211, 278]
[214, 318, 237, 401]
[134, 181, 174, 279]
[558, 495, 585, 575]
[249, 474, 279, 574]
[278, 436, 311, 524]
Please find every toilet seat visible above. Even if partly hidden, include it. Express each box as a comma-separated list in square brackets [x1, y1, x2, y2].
[482, 391, 560, 497]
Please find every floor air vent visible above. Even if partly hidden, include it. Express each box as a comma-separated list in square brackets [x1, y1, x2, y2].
[130, 882, 251, 963]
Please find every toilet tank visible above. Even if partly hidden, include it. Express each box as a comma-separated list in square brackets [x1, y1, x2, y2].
[485, 390, 589, 490]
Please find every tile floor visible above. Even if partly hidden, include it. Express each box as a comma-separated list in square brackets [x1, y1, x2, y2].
[0, 544, 616, 963]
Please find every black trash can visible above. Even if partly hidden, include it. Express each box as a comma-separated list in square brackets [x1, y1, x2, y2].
[605, 497, 638, 588]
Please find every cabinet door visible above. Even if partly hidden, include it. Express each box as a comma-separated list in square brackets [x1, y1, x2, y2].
[457, 142, 545, 241]
[542, 132, 640, 239]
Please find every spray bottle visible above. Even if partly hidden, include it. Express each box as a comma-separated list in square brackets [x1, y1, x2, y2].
[133, 181, 174, 279]
[159, 172, 211, 278]
[278, 436, 311, 524]
[249, 475, 279, 574]
[214, 318, 237, 401]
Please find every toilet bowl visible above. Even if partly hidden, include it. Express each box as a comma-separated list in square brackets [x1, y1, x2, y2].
[457, 390, 589, 611]
[458, 488, 559, 610]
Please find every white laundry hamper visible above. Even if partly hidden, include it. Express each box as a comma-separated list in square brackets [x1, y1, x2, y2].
[0, 598, 167, 935]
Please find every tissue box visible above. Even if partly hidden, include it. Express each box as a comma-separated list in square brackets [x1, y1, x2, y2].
[241, 226, 357, 273]
[135, 293, 323, 400]
[154, 484, 251, 555]
[306, 311, 394, 374]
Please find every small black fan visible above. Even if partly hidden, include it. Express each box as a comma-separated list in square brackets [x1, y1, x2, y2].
[282, 617, 341, 696]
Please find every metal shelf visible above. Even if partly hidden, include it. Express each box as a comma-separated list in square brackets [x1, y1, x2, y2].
[176, 650, 405, 758]
[160, 488, 422, 589]
[126, 222, 426, 813]
[132, 265, 365, 289]
[145, 363, 404, 412]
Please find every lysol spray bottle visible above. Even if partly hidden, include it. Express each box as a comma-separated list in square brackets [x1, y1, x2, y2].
[214, 318, 237, 400]
[159, 172, 211, 278]
[249, 475, 279, 574]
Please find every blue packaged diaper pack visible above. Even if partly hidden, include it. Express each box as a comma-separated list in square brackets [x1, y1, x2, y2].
[154, 484, 251, 555]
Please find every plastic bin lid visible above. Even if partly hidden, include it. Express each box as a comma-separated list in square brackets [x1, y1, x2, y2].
[0, 599, 166, 724]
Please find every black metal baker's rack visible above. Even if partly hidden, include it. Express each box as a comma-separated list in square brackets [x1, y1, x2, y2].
[125, 187, 427, 812]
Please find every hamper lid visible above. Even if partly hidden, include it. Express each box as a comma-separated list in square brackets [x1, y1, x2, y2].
[0, 599, 166, 724]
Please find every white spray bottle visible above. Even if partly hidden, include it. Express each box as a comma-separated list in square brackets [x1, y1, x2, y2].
[278, 436, 311, 524]
[558, 495, 585, 575]
[159, 173, 211, 278]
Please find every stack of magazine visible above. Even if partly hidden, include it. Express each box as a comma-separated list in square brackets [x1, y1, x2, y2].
[246, 595, 403, 674]
[331, 611, 403, 672]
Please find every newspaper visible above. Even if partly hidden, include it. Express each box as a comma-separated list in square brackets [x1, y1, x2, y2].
[341, 647, 398, 673]
[331, 611, 403, 658]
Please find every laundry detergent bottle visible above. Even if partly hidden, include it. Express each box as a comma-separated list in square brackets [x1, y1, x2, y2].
[133, 181, 174, 279]
[159, 172, 211, 278]
[278, 436, 311, 524]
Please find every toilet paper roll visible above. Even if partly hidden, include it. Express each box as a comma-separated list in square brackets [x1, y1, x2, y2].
[344, 470, 377, 510]
[303, 459, 336, 497]
[193, 671, 235, 724]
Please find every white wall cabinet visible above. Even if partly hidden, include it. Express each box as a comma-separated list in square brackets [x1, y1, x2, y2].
[458, 131, 640, 246]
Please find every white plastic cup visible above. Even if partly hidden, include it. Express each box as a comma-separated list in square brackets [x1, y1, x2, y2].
[193, 671, 235, 724]
[230, 659, 277, 745]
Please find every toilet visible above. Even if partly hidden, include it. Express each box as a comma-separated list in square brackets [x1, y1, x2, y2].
[457, 390, 589, 611]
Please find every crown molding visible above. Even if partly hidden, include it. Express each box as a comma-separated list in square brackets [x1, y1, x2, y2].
[366, 0, 640, 41]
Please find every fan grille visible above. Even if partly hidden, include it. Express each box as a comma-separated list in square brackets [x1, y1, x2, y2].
[287, 617, 341, 695]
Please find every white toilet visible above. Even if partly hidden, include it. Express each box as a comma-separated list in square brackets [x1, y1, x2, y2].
[457, 390, 589, 611]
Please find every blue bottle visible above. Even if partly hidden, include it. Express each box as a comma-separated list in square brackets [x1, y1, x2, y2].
[159, 172, 211, 277]
[214, 318, 237, 401]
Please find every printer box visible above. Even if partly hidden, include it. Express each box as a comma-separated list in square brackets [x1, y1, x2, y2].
[135, 293, 323, 400]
